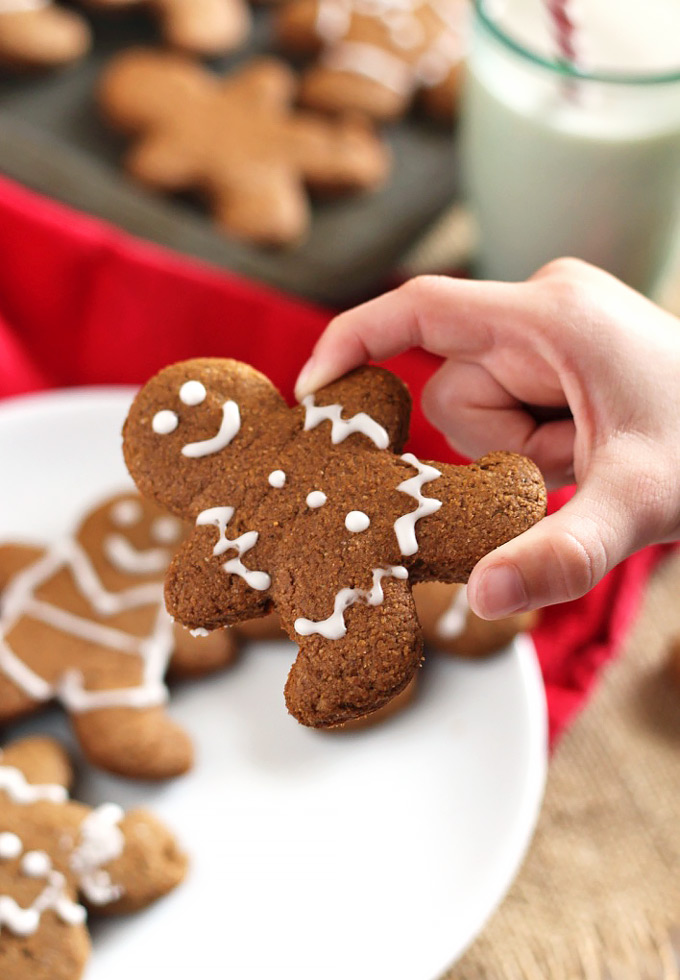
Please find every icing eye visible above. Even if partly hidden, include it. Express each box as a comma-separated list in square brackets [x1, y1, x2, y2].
[110, 499, 143, 527]
[179, 380, 207, 406]
[306, 491, 327, 509]
[268, 470, 286, 488]
[151, 516, 181, 544]
[21, 851, 52, 878]
[152, 410, 178, 435]
[0, 832, 22, 860]
[345, 511, 370, 533]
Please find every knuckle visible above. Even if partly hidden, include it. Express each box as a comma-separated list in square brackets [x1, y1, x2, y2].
[548, 520, 609, 598]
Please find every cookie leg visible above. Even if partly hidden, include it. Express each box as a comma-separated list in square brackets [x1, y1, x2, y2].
[283, 576, 423, 728]
[0, 918, 91, 980]
[169, 621, 239, 678]
[156, 0, 251, 56]
[71, 706, 193, 780]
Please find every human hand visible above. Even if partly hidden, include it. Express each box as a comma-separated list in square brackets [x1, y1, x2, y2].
[295, 259, 680, 619]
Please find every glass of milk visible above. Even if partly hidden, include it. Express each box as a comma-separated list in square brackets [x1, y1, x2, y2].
[461, 0, 680, 295]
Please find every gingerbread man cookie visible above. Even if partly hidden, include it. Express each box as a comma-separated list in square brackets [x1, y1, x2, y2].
[413, 581, 539, 657]
[276, 0, 467, 122]
[99, 49, 390, 247]
[0, 0, 90, 70]
[0, 736, 186, 980]
[85, 0, 250, 56]
[123, 359, 547, 728]
[0, 492, 237, 780]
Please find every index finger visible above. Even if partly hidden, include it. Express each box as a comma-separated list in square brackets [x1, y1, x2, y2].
[294, 274, 539, 399]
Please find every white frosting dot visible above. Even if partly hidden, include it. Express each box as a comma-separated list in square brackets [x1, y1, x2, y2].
[190, 627, 210, 638]
[345, 511, 370, 533]
[179, 380, 207, 406]
[21, 851, 52, 878]
[268, 470, 286, 488]
[306, 491, 327, 509]
[110, 499, 142, 528]
[151, 516, 181, 544]
[152, 410, 178, 435]
[0, 832, 22, 860]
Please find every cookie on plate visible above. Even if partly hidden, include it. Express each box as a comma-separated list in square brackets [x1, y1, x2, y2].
[0, 492, 237, 780]
[276, 0, 468, 122]
[0, 735, 186, 980]
[123, 358, 547, 728]
[98, 49, 391, 247]
[413, 582, 539, 657]
[0, 1, 90, 70]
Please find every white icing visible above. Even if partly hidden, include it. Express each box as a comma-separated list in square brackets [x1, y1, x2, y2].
[0, 540, 173, 713]
[70, 804, 124, 906]
[0, 765, 67, 805]
[179, 380, 206, 406]
[306, 491, 327, 509]
[312, 0, 463, 94]
[294, 566, 408, 639]
[110, 499, 142, 528]
[302, 395, 389, 449]
[21, 851, 51, 878]
[345, 510, 370, 533]
[196, 507, 271, 592]
[0, 833, 22, 859]
[181, 400, 240, 458]
[323, 40, 415, 94]
[103, 534, 169, 575]
[394, 453, 442, 556]
[152, 410, 178, 435]
[190, 627, 210, 637]
[268, 470, 286, 488]
[0, 768, 126, 936]
[151, 516, 181, 544]
[437, 586, 469, 640]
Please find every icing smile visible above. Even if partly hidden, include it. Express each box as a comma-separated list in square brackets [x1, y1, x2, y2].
[103, 535, 169, 575]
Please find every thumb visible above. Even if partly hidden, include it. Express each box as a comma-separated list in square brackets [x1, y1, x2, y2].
[467, 471, 645, 618]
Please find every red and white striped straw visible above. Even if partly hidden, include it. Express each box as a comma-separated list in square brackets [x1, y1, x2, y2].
[546, 0, 579, 68]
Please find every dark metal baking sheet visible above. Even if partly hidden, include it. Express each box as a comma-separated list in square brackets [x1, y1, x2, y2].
[0, 5, 458, 304]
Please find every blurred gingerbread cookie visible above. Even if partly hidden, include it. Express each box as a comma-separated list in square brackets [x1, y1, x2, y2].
[99, 49, 390, 246]
[414, 581, 538, 657]
[276, 0, 468, 122]
[0, 0, 90, 70]
[0, 492, 237, 780]
[84, 0, 251, 56]
[0, 735, 186, 980]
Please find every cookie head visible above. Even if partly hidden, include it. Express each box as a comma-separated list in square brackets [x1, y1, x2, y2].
[74, 493, 184, 585]
[123, 358, 290, 517]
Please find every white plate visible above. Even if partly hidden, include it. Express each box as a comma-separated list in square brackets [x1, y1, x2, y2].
[0, 389, 548, 980]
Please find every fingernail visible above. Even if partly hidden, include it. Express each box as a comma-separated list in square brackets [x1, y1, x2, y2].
[295, 356, 319, 401]
[295, 357, 335, 401]
[475, 563, 528, 619]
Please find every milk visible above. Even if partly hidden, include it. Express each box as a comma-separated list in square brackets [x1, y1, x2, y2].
[461, 0, 680, 294]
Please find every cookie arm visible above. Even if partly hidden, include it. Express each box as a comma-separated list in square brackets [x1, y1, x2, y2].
[406, 452, 547, 583]
[87, 809, 187, 915]
[278, 570, 423, 728]
[0, 544, 45, 595]
[0, 736, 73, 789]
[165, 530, 274, 631]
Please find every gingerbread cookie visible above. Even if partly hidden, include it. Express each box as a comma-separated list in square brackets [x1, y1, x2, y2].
[0, 735, 186, 980]
[0, 492, 237, 780]
[84, 0, 250, 56]
[0, 1, 90, 70]
[276, 0, 467, 122]
[98, 50, 391, 247]
[123, 358, 547, 728]
[413, 581, 539, 657]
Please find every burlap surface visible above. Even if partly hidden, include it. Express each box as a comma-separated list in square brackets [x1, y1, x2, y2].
[439, 550, 680, 980]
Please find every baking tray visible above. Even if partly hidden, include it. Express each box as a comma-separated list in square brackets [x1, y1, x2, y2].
[0, 4, 458, 305]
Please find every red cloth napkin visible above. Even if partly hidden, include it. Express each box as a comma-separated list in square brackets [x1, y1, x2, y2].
[0, 175, 666, 743]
